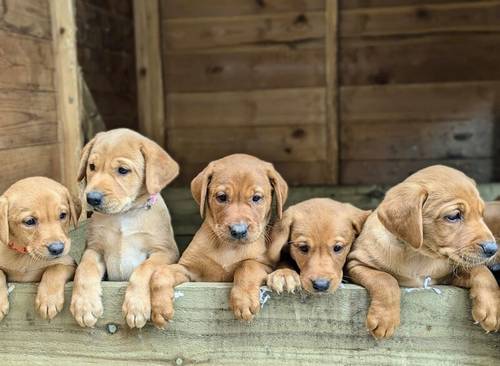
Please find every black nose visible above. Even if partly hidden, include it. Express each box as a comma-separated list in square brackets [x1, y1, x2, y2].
[229, 223, 248, 240]
[311, 278, 330, 292]
[480, 241, 498, 258]
[86, 191, 103, 207]
[47, 241, 64, 256]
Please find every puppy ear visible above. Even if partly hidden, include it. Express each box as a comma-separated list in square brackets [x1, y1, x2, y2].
[267, 207, 294, 264]
[347, 205, 372, 235]
[66, 190, 82, 228]
[141, 140, 179, 194]
[377, 182, 428, 249]
[0, 196, 8, 245]
[191, 162, 215, 218]
[77, 133, 102, 182]
[267, 164, 288, 219]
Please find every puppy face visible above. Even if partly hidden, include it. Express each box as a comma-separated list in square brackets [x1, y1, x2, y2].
[0, 177, 81, 260]
[269, 199, 370, 294]
[191, 154, 288, 244]
[77, 129, 179, 214]
[378, 165, 496, 268]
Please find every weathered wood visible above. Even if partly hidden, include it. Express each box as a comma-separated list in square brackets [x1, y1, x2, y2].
[134, 0, 165, 146]
[0, 0, 51, 39]
[340, 0, 491, 10]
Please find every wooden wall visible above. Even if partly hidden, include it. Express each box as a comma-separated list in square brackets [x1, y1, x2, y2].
[0, 0, 60, 193]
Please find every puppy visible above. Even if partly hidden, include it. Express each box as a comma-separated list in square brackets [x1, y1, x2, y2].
[485, 201, 500, 281]
[347, 165, 500, 339]
[0, 177, 81, 320]
[149, 154, 288, 328]
[266, 198, 370, 294]
[70, 129, 180, 329]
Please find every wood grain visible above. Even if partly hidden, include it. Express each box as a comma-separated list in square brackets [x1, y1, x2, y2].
[340, 0, 491, 10]
[0, 0, 51, 39]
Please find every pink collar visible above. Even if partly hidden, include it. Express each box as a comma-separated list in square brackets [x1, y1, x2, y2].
[8, 241, 28, 254]
[144, 193, 159, 210]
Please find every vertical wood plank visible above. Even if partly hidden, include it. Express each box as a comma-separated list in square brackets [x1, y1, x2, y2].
[325, 0, 339, 183]
[134, 0, 165, 146]
[50, 0, 83, 195]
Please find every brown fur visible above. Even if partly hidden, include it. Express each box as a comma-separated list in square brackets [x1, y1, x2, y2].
[149, 154, 288, 328]
[0, 177, 81, 320]
[266, 198, 370, 294]
[347, 165, 500, 339]
[70, 129, 180, 329]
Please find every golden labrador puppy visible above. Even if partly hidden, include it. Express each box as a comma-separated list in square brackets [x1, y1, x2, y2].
[149, 154, 288, 328]
[347, 165, 499, 339]
[70, 129, 180, 329]
[0, 177, 81, 320]
[266, 198, 370, 294]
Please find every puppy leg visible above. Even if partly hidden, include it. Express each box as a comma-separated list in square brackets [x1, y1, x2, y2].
[70, 249, 106, 327]
[0, 270, 9, 321]
[122, 251, 178, 329]
[349, 264, 401, 339]
[231, 260, 271, 321]
[36, 263, 75, 320]
[150, 264, 192, 329]
[452, 265, 500, 332]
[267, 261, 301, 294]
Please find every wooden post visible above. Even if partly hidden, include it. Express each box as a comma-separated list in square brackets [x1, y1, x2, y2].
[134, 0, 166, 146]
[325, 0, 339, 184]
[50, 0, 83, 196]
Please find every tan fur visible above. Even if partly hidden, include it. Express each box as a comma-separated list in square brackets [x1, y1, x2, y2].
[70, 129, 180, 329]
[347, 165, 500, 339]
[149, 154, 288, 328]
[266, 198, 370, 294]
[0, 177, 81, 321]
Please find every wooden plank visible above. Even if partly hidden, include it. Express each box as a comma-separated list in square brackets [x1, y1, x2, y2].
[340, 0, 491, 10]
[134, 0, 165, 146]
[0, 89, 57, 150]
[50, 0, 84, 196]
[163, 11, 325, 50]
[342, 1, 500, 38]
[82, 0, 134, 19]
[341, 159, 494, 185]
[0, 0, 51, 39]
[161, 0, 325, 19]
[166, 88, 325, 128]
[325, 0, 339, 183]
[0, 144, 60, 193]
[164, 44, 325, 92]
[340, 34, 500, 86]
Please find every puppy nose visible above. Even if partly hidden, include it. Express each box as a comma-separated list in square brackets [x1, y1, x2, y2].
[311, 278, 330, 292]
[229, 223, 248, 240]
[47, 241, 64, 256]
[479, 241, 498, 258]
[86, 191, 103, 207]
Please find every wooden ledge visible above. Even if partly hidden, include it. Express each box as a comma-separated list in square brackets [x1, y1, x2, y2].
[0, 282, 498, 365]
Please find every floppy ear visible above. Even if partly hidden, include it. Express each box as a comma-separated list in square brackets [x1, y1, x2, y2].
[191, 162, 215, 219]
[0, 196, 8, 246]
[141, 139, 179, 194]
[77, 133, 102, 182]
[348, 205, 372, 235]
[267, 207, 294, 264]
[267, 164, 288, 219]
[66, 189, 82, 228]
[377, 182, 428, 249]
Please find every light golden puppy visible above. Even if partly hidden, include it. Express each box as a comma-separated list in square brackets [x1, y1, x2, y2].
[0, 177, 81, 320]
[347, 165, 499, 339]
[70, 128, 180, 329]
[267, 198, 370, 294]
[149, 154, 288, 328]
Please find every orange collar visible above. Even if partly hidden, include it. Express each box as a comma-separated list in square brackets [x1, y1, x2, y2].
[7, 241, 28, 254]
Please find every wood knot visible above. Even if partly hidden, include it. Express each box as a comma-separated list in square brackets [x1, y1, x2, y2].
[206, 65, 224, 74]
[294, 14, 308, 25]
[291, 128, 306, 139]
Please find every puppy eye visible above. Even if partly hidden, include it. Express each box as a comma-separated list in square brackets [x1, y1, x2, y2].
[333, 243, 344, 253]
[445, 212, 462, 223]
[216, 192, 228, 203]
[89, 163, 96, 171]
[251, 194, 263, 203]
[117, 167, 130, 175]
[23, 217, 37, 227]
[59, 212, 67, 220]
[298, 244, 310, 254]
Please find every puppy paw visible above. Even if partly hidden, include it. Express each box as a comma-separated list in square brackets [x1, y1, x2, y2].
[366, 303, 400, 339]
[471, 290, 500, 332]
[0, 293, 9, 322]
[36, 284, 64, 320]
[70, 288, 103, 328]
[230, 286, 260, 321]
[267, 269, 301, 294]
[122, 289, 151, 329]
[150, 287, 175, 329]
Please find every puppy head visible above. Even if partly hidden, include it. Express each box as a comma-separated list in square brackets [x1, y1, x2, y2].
[378, 165, 496, 267]
[77, 129, 179, 214]
[0, 177, 81, 260]
[191, 154, 288, 244]
[268, 198, 370, 294]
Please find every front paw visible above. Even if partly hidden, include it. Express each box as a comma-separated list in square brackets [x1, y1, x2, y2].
[366, 302, 400, 339]
[0, 293, 9, 321]
[70, 287, 103, 328]
[36, 284, 64, 320]
[122, 288, 151, 329]
[471, 290, 500, 332]
[267, 269, 301, 294]
[150, 286, 175, 329]
[230, 286, 260, 321]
